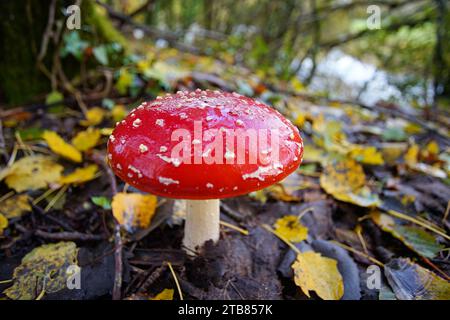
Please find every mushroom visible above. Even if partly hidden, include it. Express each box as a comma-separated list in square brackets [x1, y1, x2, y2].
[107, 90, 303, 254]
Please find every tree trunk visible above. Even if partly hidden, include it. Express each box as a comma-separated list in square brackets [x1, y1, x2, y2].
[433, 0, 450, 105]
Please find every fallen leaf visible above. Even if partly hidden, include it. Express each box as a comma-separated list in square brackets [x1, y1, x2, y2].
[0, 194, 31, 219]
[60, 164, 99, 185]
[79, 107, 106, 126]
[0, 156, 63, 192]
[0, 213, 8, 234]
[371, 212, 444, 259]
[91, 196, 111, 210]
[115, 68, 133, 95]
[112, 193, 158, 232]
[151, 288, 174, 300]
[71, 128, 101, 152]
[4, 242, 79, 300]
[320, 159, 380, 207]
[385, 258, 450, 300]
[43, 131, 82, 163]
[404, 144, 419, 166]
[111, 104, 127, 122]
[292, 251, 344, 300]
[349, 146, 384, 165]
[274, 215, 308, 243]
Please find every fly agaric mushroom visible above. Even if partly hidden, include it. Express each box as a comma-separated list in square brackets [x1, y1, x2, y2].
[107, 90, 303, 254]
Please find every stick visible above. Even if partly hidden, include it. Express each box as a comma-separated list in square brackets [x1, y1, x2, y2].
[34, 230, 105, 241]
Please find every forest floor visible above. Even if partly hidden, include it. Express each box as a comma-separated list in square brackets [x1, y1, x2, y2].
[0, 46, 450, 300]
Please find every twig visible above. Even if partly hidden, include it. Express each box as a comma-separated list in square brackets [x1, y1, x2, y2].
[34, 230, 105, 241]
[443, 200, 450, 223]
[90, 152, 122, 300]
[31, 202, 75, 232]
[331, 241, 384, 267]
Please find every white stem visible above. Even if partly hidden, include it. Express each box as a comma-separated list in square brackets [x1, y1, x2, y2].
[183, 199, 220, 254]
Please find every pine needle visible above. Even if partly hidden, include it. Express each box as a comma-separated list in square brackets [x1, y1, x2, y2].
[220, 220, 249, 235]
[167, 261, 183, 301]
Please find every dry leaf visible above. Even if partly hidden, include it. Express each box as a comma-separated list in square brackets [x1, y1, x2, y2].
[292, 251, 344, 300]
[0, 194, 31, 219]
[0, 213, 8, 235]
[151, 288, 174, 300]
[320, 159, 380, 207]
[0, 156, 63, 192]
[112, 193, 158, 232]
[43, 131, 82, 163]
[60, 164, 99, 185]
[274, 215, 308, 242]
[385, 258, 450, 300]
[71, 128, 101, 152]
[4, 242, 79, 300]
[79, 107, 106, 126]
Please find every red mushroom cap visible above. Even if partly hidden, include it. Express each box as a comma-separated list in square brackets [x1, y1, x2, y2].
[107, 90, 303, 199]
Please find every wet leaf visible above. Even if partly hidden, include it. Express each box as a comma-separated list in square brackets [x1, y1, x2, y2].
[371, 212, 444, 259]
[0, 213, 8, 234]
[385, 258, 450, 300]
[42, 131, 82, 163]
[0, 194, 31, 219]
[274, 215, 308, 243]
[292, 251, 344, 300]
[79, 107, 106, 127]
[91, 196, 111, 210]
[4, 242, 79, 300]
[320, 159, 380, 207]
[151, 288, 174, 300]
[112, 193, 158, 233]
[60, 164, 99, 185]
[0, 156, 63, 192]
[71, 128, 101, 152]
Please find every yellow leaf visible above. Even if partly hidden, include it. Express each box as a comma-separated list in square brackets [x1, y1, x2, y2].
[71, 128, 101, 152]
[79, 107, 106, 126]
[0, 194, 31, 219]
[60, 164, 99, 185]
[100, 128, 114, 136]
[4, 242, 79, 300]
[115, 68, 133, 95]
[405, 144, 419, 167]
[112, 193, 158, 232]
[320, 159, 380, 207]
[292, 251, 344, 300]
[151, 288, 174, 300]
[349, 145, 384, 165]
[303, 145, 327, 164]
[0, 156, 63, 192]
[426, 141, 439, 156]
[290, 78, 305, 92]
[0, 213, 8, 235]
[294, 114, 306, 128]
[274, 215, 308, 242]
[111, 104, 127, 122]
[43, 131, 82, 163]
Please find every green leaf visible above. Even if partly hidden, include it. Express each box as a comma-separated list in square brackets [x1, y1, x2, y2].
[382, 127, 407, 142]
[371, 212, 444, 259]
[91, 196, 111, 210]
[93, 46, 109, 65]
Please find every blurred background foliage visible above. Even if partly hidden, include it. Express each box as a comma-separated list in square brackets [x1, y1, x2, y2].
[0, 0, 449, 112]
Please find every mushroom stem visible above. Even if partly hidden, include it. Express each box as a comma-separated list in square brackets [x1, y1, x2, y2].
[183, 199, 220, 254]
